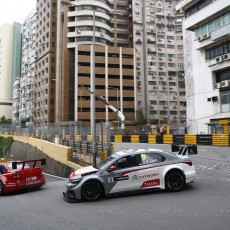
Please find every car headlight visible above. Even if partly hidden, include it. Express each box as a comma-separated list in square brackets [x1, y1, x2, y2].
[70, 178, 81, 185]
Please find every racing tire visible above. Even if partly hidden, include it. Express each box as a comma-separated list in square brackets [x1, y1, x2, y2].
[0, 180, 4, 195]
[81, 181, 103, 201]
[165, 170, 185, 192]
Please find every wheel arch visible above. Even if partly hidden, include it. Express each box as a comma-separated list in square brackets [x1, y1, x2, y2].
[164, 168, 186, 182]
[81, 178, 106, 197]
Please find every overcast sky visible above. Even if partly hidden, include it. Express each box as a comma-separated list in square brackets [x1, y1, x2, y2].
[0, 0, 36, 25]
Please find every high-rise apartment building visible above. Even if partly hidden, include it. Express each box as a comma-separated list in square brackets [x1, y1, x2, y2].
[132, 0, 186, 127]
[177, 0, 230, 134]
[32, 0, 135, 128]
[0, 23, 21, 120]
[64, 0, 135, 125]
[17, 10, 37, 126]
[33, 0, 57, 127]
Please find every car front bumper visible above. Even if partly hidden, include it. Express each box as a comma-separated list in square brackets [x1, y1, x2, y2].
[63, 190, 81, 203]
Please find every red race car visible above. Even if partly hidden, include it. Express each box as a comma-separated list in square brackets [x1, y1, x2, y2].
[0, 159, 46, 195]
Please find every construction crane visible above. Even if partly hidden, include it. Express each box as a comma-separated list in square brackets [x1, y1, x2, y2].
[80, 85, 125, 130]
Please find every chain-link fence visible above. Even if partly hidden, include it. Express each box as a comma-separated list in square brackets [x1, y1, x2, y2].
[0, 121, 111, 166]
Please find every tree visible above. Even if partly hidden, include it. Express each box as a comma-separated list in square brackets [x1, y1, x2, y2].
[136, 109, 147, 125]
[0, 116, 12, 125]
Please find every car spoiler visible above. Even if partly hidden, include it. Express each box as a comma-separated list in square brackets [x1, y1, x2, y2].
[12, 159, 46, 170]
[171, 144, 197, 156]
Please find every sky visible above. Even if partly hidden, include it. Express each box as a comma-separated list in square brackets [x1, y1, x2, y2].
[0, 0, 36, 25]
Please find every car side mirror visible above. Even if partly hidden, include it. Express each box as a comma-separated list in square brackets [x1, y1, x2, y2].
[107, 165, 116, 172]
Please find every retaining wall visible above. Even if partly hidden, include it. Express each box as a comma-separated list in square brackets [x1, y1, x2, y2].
[3, 135, 81, 178]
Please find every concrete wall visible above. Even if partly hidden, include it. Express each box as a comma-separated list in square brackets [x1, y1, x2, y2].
[4, 135, 81, 178]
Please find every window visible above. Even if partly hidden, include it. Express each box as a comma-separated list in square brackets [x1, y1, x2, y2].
[115, 155, 140, 169]
[139, 152, 166, 165]
[0, 165, 6, 174]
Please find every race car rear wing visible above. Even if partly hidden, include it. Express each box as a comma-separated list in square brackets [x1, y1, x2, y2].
[171, 144, 197, 156]
[12, 159, 46, 170]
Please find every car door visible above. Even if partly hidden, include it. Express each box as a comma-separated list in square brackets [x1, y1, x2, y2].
[138, 152, 166, 190]
[104, 154, 141, 194]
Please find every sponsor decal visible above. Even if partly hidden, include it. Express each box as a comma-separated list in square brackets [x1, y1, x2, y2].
[26, 180, 41, 186]
[132, 174, 140, 182]
[108, 175, 129, 183]
[141, 179, 160, 189]
[139, 173, 159, 179]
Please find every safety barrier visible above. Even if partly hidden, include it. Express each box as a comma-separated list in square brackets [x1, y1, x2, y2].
[111, 134, 230, 146]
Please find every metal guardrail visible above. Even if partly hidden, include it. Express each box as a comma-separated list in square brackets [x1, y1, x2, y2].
[111, 134, 230, 146]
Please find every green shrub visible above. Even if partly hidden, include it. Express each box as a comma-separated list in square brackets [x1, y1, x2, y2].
[0, 136, 13, 158]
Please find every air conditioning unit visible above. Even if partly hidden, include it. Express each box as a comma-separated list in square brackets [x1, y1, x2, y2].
[163, 105, 168, 108]
[208, 59, 217, 67]
[168, 39, 172, 42]
[163, 85, 167, 89]
[160, 75, 164, 79]
[159, 56, 163, 60]
[214, 83, 221, 89]
[135, 10, 139, 14]
[150, 105, 154, 108]
[77, 30, 81, 34]
[101, 32, 104, 36]
[223, 53, 230, 60]
[221, 80, 229, 88]
[137, 56, 140, 60]
[173, 96, 177, 99]
[169, 57, 172, 61]
[198, 36, 202, 42]
[202, 33, 210, 39]
[151, 10, 154, 13]
[152, 56, 156, 59]
[216, 56, 223, 63]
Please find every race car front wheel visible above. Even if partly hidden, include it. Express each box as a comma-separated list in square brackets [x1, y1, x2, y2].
[165, 170, 185, 192]
[81, 181, 102, 201]
[0, 180, 4, 195]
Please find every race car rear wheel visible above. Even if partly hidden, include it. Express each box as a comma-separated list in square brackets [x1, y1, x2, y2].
[0, 180, 4, 195]
[165, 170, 185, 192]
[81, 181, 102, 201]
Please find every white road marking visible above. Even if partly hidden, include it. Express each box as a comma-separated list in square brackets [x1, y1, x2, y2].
[43, 173, 67, 180]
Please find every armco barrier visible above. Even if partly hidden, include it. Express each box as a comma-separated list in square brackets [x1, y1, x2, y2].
[111, 134, 230, 146]
[212, 134, 229, 146]
[173, 135, 185, 145]
[197, 135, 212, 145]
[140, 135, 148, 143]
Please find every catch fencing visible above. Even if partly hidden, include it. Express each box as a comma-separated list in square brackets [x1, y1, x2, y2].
[0, 121, 111, 166]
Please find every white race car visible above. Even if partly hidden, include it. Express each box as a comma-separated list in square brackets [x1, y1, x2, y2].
[63, 145, 197, 202]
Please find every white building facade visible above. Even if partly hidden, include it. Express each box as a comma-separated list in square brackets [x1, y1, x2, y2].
[177, 0, 230, 134]
[0, 24, 13, 119]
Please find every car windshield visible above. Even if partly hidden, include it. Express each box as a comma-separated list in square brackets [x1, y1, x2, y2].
[94, 155, 117, 169]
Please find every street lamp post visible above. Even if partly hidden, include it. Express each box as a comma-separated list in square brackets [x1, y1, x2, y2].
[92, 10, 97, 165]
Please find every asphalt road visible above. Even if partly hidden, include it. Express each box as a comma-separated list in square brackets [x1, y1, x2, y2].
[0, 143, 230, 230]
